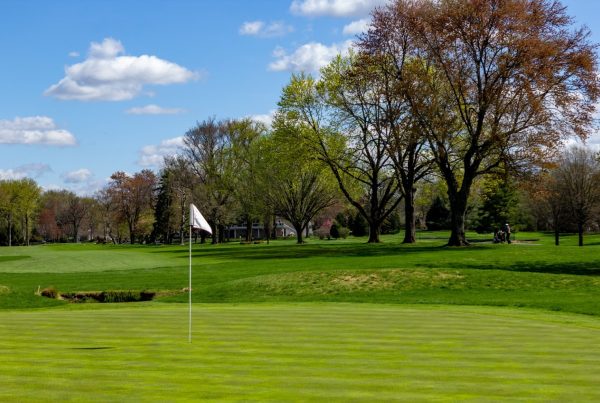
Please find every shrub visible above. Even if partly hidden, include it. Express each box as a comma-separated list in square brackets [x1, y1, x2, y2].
[40, 287, 58, 299]
[337, 227, 350, 239]
[330, 223, 340, 239]
[314, 228, 330, 240]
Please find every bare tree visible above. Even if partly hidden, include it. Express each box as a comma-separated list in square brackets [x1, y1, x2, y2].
[184, 117, 237, 244]
[107, 170, 157, 244]
[58, 192, 88, 243]
[554, 147, 600, 246]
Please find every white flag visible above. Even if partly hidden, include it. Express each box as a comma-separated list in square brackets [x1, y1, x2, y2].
[190, 203, 212, 234]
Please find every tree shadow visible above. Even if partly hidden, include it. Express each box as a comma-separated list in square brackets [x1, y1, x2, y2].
[443, 261, 600, 276]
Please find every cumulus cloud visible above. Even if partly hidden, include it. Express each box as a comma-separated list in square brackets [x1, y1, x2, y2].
[239, 20, 293, 37]
[249, 110, 277, 127]
[138, 136, 185, 167]
[125, 104, 186, 115]
[290, 0, 388, 17]
[0, 116, 77, 146]
[62, 168, 93, 183]
[269, 40, 353, 72]
[0, 163, 51, 180]
[240, 21, 264, 35]
[45, 38, 199, 101]
[343, 18, 370, 35]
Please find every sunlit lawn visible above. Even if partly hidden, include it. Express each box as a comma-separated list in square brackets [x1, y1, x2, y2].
[1, 231, 600, 400]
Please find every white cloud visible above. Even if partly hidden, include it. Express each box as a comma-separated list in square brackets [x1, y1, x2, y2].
[138, 136, 185, 167]
[0, 163, 51, 180]
[68, 51, 80, 58]
[343, 18, 370, 35]
[269, 40, 353, 72]
[62, 168, 93, 183]
[45, 38, 199, 101]
[125, 104, 186, 115]
[240, 21, 264, 35]
[0, 116, 77, 146]
[249, 110, 277, 127]
[240, 20, 293, 37]
[290, 0, 388, 17]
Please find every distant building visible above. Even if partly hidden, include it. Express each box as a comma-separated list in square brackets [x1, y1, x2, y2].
[227, 219, 297, 240]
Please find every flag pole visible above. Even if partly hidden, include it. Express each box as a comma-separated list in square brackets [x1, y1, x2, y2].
[189, 221, 192, 343]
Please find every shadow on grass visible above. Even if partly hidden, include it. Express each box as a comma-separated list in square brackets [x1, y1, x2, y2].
[154, 242, 457, 261]
[443, 261, 600, 276]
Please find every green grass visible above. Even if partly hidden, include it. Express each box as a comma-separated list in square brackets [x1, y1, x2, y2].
[1, 231, 600, 400]
[2, 303, 600, 401]
[1, 232, 599, 314]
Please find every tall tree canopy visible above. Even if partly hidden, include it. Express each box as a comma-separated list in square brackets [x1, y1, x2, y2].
[363, 0, 600, 245]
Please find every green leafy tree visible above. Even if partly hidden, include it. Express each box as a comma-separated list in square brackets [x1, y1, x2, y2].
[279, 72, 401, 243]
[261, 119, 339, 244]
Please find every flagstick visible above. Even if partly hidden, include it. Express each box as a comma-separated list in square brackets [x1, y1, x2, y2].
[189, 224, 192, 343]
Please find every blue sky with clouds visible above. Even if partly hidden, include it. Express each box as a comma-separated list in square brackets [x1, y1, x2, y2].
[0, 0, 598, 194]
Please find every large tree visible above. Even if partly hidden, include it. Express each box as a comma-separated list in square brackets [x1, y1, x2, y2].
[263, 120, 338, 244]
[107, 170, 157, 244]
[323, 54, 432, 243]
[227, 119, 268, 242]
[58, 192, 88, 243]
[279, 72, 402, 243]
[364, 0, 600, 245]
[184, 117, 237, 244]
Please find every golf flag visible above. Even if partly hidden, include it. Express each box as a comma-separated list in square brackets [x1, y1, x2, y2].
[188, 203, 211, 343]
[190, 203, 212, 234]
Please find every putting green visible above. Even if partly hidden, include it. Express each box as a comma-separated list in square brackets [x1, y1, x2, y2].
[1, 303, 599, 401]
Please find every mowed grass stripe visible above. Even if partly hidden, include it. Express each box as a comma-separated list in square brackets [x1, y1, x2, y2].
[1, 303, 600, 401]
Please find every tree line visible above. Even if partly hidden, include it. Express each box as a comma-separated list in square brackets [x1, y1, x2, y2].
[1, 0, 599, 247]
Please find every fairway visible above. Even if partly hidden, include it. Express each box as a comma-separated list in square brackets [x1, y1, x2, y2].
[1, 303, 600, 401]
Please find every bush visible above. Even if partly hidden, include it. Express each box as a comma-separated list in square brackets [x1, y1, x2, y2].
[314, 227, 330, 240]
[40, 287, 58, 299]
[330, 223, 340, 239]
[337, 227, 350, 239]
[349, 212, 368, 237]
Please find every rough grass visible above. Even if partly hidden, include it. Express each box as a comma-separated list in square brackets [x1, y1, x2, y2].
[1, 231, 600, 314]
[1, 303, 600, 402]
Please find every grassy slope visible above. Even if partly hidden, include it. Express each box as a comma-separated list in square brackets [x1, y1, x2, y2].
[1, 231, 599, 315]
[1, 303, 599, 402]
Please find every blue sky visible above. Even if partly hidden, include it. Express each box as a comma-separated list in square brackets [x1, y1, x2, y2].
[0, 0, 598, 194]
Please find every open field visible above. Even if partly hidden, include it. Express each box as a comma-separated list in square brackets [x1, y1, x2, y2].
[1, 231, 600, 400]
[2, 303, 600, 401]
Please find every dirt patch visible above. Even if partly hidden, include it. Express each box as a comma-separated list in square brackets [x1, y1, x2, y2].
[0, 285, 9, 294]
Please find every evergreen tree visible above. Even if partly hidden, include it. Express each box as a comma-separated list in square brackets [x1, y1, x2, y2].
[426, 197, 450, 230]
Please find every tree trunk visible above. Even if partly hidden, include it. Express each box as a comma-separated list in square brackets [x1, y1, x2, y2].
[367, 222, 380, 243]
[245, 215, 253, 242]
[578, 221, 584, 247]
[554, 227, 560, 246]
[180, 200, 185, 246]
[8, 213, 12, 247]
[293, 222, 304, 244]
[128, 222, 135, 244]
[25, 214, 30, 246]
[447, 191, 469, 246]
[403, 188, 416, 244]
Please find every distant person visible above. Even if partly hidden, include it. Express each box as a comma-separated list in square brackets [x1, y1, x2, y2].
[493, 230, 501, 244]
[504, 223, 511, 244]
